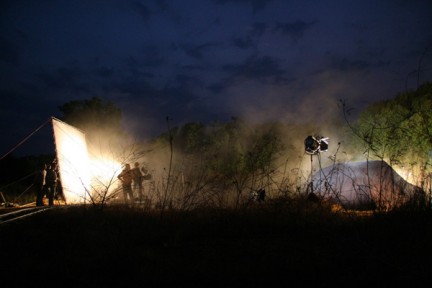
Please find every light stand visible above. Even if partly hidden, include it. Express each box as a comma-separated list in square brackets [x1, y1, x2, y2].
[304, 135, 329, 195]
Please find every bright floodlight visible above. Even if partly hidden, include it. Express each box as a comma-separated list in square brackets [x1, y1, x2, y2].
[52, 117, 91, 204]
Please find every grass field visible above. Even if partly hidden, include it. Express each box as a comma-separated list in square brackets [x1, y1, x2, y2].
[1, 203, 432, 287]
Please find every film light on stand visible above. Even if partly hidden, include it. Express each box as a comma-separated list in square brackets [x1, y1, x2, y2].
[304, 135, 329, 155]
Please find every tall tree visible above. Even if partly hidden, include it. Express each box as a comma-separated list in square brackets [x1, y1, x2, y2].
[58, 97, 126, 147]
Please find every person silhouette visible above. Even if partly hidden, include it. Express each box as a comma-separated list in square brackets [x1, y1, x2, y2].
[118, 163, 134, 205]
[33, 163, 47, 206]
[132, 162, 143, 202]
[45, 164, 58, 206]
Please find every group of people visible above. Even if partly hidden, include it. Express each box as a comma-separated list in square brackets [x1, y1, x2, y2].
[117, 162, 151, 205]
[33, 163, 59, 206]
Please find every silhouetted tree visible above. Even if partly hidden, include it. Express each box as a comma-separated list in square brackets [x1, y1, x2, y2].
[58, 96, 125, 144]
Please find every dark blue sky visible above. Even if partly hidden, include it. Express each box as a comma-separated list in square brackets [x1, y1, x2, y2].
[1, 0, 432, 156]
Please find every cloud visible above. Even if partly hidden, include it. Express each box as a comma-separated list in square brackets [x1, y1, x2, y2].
[231, 22, 267, 50]
[331, 58, 370, 72]
[214, 0, 273, 14]
[183, 42, 222, 60]
[273, 20, 316, 42]
[35, 66, 90, 94]
[222, 55, 290, 84]
[125, 55, 160, 78]
[1, 0, 432, 157]
[130, 1, 152, 23]
[95, 67, 115, 79]
[232, 36, 255, 50]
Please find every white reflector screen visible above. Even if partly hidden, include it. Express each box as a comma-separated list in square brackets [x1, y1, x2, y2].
[52, 117, 91, 204]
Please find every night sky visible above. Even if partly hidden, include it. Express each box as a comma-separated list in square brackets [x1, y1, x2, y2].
[1, 0, 431, 156]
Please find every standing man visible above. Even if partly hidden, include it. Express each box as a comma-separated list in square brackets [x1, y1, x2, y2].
[132, 162, 143, 202]
[118, 163, 134, 205]
[141, 165, 153, 201]
[34, 164, 47, 206]
[45, 164, 58, 206]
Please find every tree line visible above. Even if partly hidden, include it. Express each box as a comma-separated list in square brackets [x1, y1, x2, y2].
[1, 83, 431, 210]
